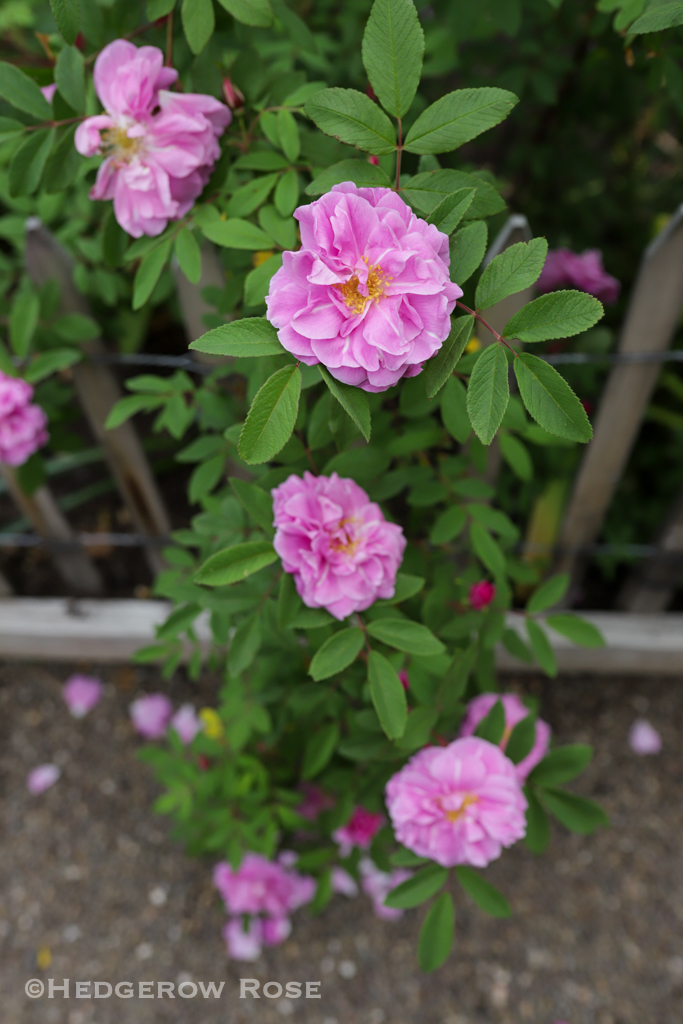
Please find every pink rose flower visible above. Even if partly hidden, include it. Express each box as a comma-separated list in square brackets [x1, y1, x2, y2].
[629, 719, 662, 755]
[41, 84, 57, 103]
[62, 674, 103, 718]
[213, 853, 315, 919]
[170, 703, 201, 745]
[27, 763, 61, 794]
[537, 248, 620, 304]
[0, 372, 48, 467]
[469, 580, 496, 610]
[272, 472, 406, 620]
[385, 737, 527, 868]
[459, 693, 551, 782]
[332, 806, 384, 856]
[359, 857, 412, 921]
[129, 693, 173, 739]
[222, 917, 263, 961]
[75, 40, 231, 237]
[266, 183, 462, 392]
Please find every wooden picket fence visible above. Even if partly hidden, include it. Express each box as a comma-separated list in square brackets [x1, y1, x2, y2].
[0, 208, 682, 665]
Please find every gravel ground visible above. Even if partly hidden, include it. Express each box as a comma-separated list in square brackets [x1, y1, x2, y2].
[0, 662, 681, 1024]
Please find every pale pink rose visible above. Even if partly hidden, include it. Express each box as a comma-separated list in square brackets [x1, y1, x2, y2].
[331, 866, 359, 898]
[222, 917, 262, 961]
[272, 472, 406, 620]
[359, 857, 412, 921]
[129, 693, 173, 739]
[332, 806, 384, 856]
[170, 703, 201, 744]
[213, 853, 315, 918]
[629, 719, 662, 755]
[0, 372, 48, 467]
[266, 183, 463, 392]
[41, 84, 57, 103]
[62, 674, 103, 718]
[459, 693, 551, 782]
[27, 763, 61, 794]
[261, 916, 292, 945]
[469, 580, 496, 610]
[537, 248, 620, 304]
[385, 737, 527, 868]
[75, 39, 231, 237]
[296, 782, 335, 820]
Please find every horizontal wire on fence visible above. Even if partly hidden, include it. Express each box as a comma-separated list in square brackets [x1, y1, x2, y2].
[83, 349, 683, 375]
[0, 532, 678, 561]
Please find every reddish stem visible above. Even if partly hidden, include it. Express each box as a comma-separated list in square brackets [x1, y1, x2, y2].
[455, 300, 518, 356]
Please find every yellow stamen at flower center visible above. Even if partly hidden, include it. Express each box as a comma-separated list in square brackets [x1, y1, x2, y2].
[102, 126, 142, 163]
[335, 259, 391, 315]
[330, 516, 360, 555]
[443, 793, 479, 822]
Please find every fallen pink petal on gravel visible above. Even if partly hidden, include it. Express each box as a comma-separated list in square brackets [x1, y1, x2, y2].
[27, 764, 61, 794]
[62, 674, 103, 718]
[629, 719, 662, 755]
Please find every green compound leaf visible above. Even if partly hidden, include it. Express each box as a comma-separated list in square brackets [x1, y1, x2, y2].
[238, 364, 302, 464]
[514, 353, 592, 443]
[526, 618, 557, 677]
[402, 170, 504, 220]
[195, 540, 278, 586]
[309, 628, 365, 681]
[404, 87, 518, 155]
[217, 0, 273, 27]
[384, 864, 448, 910]
[503, 290, 604, 343]
[305, 88, 397, 155]
[418, 893, 455, 972]
[545, 613, 605, 648]
[306, 158, 392, 195]
[318, 365, 371, 441]
[367, 650, 408, 739]
[190, 318, 285, 358]
[449, 221, 489, 285]
[0, 62, 52, 120]
[528, 744, 594, 787]
[366, 618, 446, 656]
[50, 0, 81, 45]
[362, 0, 425, 118]
[424, 315, 474, 399]
[466, 343, 510, 445]
[455, 866, 510, 918]
[540, 789, 609, 835]
[475, 238, 548, 310]
[182, 0, 215, 55]
[526, 572, 570, 613]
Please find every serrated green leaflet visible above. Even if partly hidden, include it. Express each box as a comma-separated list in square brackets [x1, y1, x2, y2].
[230, 478, 274, 535]
[195, 540, 278, 586]
[404, 87, 518, 154]
[304, 88, 397, 154]
[0, 62, 52, 120]
[418, 893, 454, 972]
[630, 2, 683, 32]
[132, 237, 173, 310]
[449, 221, 488, 285]
[499, 432, 533, 480]
[441, 376, 471, 443]
[306, 159, 392, 195]
[302, 724, 340, 778]
[384, 864, 448, 909]
[318, 365, 371, 440]
[466, 343, 510, 445]
[540, 789, 608, 835]
[182, 0, 215, 54]
[174, 226, 202, 285]
[367, 618, 445, 656]
[528, 744, 594, 787]
[514, 353, 592, 443]
[427, 187, 475, 235]
[217, 0, 273, 27]
[546, 614, 604, 648]
[309, 628, 365, 681]
[55, 46, 85, 111]
[362, 0, 424, 118]
[526, 618, 557, 676]
[199, 218, 273, 249]
[526, 572, 569, 613]
[505, 713, 537, 764]
[424, 315, 474, 399]
[191, 318, 284, 358]
[401, 170, 504, 220]
[470, 521, 506, 578]
[377, 572, 425, 604]
[503, 290, 604, 343]
[455, 866, 510, 917]
[524, 786, 550, 854]
[367, 650, 407, 739]
[238, 364, 302, 464]
[50, 0, 81, 45]
[473, 698, 505, 744]
[475, 238, 548, 310]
